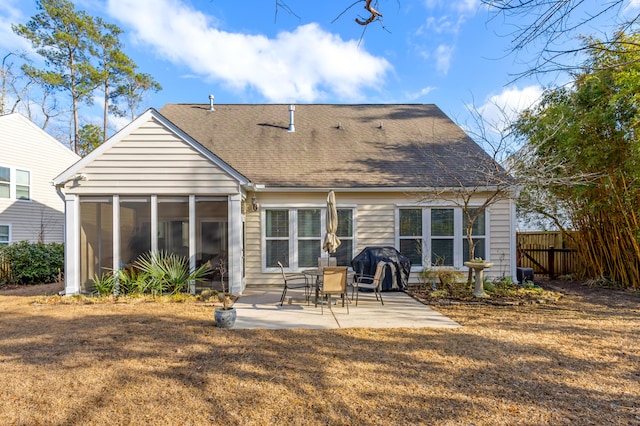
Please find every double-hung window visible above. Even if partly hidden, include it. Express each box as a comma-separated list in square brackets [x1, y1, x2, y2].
[463, 208, 486, 262]
[265, 209, 290, 267]
[334, 209, 354, 267]
[0, 225, 9, 246]
[16, 169, 30, 200]
[398, 207, 487, 269]
[0, 167, 9, 198]
[0, 167, 30, 200]
[264, 207, 355, 270]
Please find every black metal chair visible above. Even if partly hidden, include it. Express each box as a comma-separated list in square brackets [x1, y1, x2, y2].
[277, 261, 310, 306]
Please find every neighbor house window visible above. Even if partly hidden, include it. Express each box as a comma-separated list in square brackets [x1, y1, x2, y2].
[0, 225, 9, 246]
[0, 167, 9, 198]
[398, 207, 488, 269]
[264, 207, 355, 270]
[15, 169, 30, 200]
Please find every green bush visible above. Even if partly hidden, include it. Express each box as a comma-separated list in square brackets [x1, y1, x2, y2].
[0, 241, 64, 284]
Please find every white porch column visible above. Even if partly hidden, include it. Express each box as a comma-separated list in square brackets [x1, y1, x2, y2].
[228, 193, 244, 294]
[189, 195, 196, 294]
[112, 195, 120, 272]
[64, 194, 80, 295]
[509, 197, 517, 282]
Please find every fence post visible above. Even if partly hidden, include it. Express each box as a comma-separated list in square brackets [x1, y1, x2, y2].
[548, 245, 556, 280]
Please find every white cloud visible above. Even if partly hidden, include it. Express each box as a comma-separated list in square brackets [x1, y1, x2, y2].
[406, 86, 437, 101]
[106, 0, 391, 103]
[435, 44, 454, 74]
[625, 0, 640, 11]
[0, 2, 32, 52]
[477, 85, 543, 132]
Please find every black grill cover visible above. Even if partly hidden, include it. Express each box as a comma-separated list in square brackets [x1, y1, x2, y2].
[351, 247, 411, 291]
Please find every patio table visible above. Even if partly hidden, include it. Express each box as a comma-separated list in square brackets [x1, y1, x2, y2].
[303, 268, 354, 305]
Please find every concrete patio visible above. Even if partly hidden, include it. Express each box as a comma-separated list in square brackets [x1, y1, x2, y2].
[231, 286, 461, 329]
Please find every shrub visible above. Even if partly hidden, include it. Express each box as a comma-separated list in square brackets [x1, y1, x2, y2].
[1, 241, 64, 284]
[91, 251, 213, 297]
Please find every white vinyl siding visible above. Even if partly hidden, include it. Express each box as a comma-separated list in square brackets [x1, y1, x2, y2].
[0, 114, 79, 243]
[246, 192, 513, 287]
[64, 118, 241, 196]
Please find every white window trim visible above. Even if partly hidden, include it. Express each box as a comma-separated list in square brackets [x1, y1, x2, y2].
[15, 168, 31, 201]
[0, 165, 32, 202]
[396, 205, 489, 271]
[262, 205, 356, 272]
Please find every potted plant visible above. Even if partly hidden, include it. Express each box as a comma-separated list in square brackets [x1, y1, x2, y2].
[212, 259, 237, 328]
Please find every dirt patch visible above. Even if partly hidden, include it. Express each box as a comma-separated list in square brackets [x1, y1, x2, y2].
[0, 281, 64, 297]
[0, 279, 638, 425]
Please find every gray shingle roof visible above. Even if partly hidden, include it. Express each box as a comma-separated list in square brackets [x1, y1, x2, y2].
[159, 103, 501, 189]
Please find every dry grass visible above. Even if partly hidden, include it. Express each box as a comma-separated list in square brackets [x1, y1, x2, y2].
[0, 280, 638, 425]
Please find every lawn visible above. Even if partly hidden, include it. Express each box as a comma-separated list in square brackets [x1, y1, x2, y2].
[0, 280, 638, 425]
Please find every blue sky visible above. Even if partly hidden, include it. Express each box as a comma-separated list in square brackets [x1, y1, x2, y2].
[1, 0, 639, 136]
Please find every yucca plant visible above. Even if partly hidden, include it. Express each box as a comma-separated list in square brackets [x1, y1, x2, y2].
[90, 271, 116, 296]
[134, 251, 212, 295]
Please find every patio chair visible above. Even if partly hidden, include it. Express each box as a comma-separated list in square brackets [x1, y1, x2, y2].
[278, 261, 310, 306]
[318, 266, 349, 314]
[352, 261, 385, 306]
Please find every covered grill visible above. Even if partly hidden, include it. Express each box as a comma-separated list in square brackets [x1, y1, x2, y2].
[351, 247, 411, 291]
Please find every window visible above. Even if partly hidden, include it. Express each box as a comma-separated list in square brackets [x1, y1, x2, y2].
[265, 207, 355, 270]
[398, 207, 488, 269]
[16, 169, 30, 200]
[0, 167, 30, 200]
[297, 209, 321, 268]
[463, 209, 486, 262]
[399, 209, 423, 266]
[0, 225, 9, 246]
[0, 167, 9, 198]
[265, 209, 289, 267]
[431, 208, 454, 266]
[334, 209, 354, 267]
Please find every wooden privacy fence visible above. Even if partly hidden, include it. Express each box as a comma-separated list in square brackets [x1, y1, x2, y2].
[0, 251, 11, 284]
[517, 231, 579, 279]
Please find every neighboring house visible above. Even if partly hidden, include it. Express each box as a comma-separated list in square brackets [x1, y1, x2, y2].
[53, 104, 517, 296]
[0, 113, 80, 246]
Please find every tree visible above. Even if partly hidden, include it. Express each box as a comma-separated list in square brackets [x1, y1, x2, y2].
[421, 104, 517, 284]
[12, 0, 100, 155]
[514, 32, 640, 289]
[77, 123, 103, 156]
[90, 18, 136, 142]
[110, 72, 162, 121]
[481, 0, 640, 77]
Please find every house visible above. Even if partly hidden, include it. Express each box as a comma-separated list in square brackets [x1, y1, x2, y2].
[0, 113, 80, 246]
[53, 104, 517, 296]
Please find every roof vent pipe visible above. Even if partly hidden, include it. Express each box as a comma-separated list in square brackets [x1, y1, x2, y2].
[288, 105, 295, 132]
[208, 94, 215, 111]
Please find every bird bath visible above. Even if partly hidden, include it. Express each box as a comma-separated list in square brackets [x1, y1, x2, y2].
[464, 261, 494, 298]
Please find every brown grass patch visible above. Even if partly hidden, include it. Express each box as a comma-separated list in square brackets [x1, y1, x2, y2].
[0, 280, 638, 425]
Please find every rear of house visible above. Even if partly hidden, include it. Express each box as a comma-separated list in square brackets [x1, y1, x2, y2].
[0, 113, 79, 246]
[54, 104, 517, 295]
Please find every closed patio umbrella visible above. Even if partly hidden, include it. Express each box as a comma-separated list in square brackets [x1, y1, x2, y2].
[322, 190, 341, 254]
